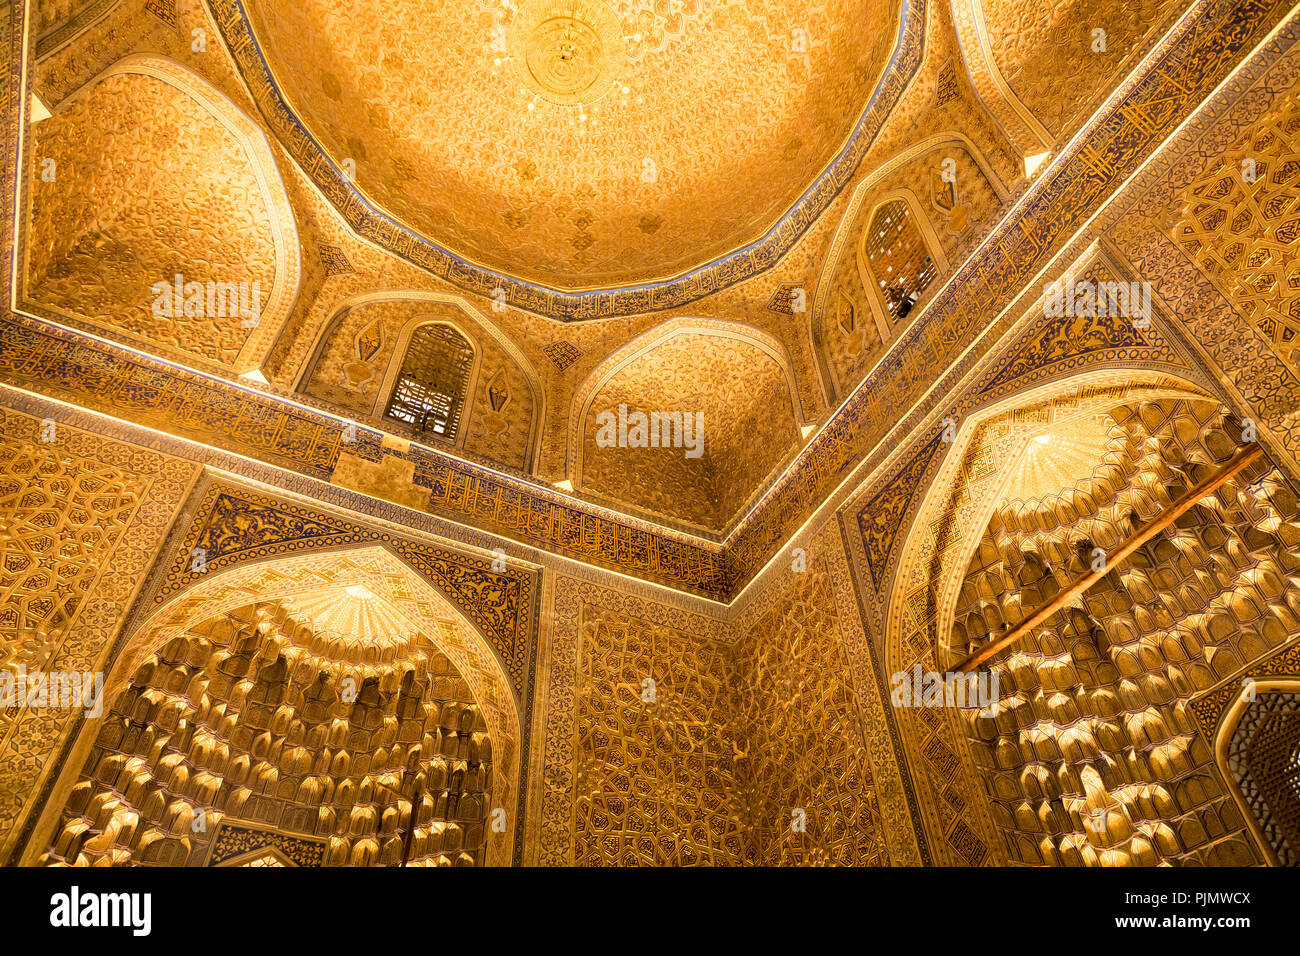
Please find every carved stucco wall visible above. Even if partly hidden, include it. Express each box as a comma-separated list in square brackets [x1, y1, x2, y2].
[1166, 83, 1300, 375]
[572, 605, 749, 865]
[0, 400, 198, 863]
[567, 564, 896, 867]
[730, 560, 889, 865]
[540, 522, 918, 867]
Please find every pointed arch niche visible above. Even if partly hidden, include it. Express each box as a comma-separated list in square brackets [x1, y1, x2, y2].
[21, 54, 301, 376]
[809, 134, 1008, 406]
[876, 367, 1291, 867]
[297, 293, 544, 473]
[858, 189, 949, 336]
[25, 545, 522, 868]
[567, 319, 810, 534]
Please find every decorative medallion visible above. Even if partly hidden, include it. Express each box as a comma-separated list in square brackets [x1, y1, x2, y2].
[509, 0, 627, 107]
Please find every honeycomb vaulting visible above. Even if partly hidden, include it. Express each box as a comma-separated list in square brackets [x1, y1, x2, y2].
[948, 400, 1292, 865]
[43, 601, 492, 867]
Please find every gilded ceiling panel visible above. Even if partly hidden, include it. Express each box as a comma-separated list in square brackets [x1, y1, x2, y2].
[240, 0, 902, 291]
[982, 0, 1189, 140]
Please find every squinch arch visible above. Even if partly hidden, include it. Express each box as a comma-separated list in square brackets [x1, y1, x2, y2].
[568, 319, 810, 534]
[23, 54, 301, 375]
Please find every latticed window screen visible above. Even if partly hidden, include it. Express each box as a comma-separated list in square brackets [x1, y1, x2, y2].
[864, 199, 939, 321]
[385, 323, 473, 440]
[236, 851, 289, 867]
[1227, 690, 1300, 865]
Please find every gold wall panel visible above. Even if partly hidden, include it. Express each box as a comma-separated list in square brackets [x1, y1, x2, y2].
[731, 563, 887, 864]
[981, 0, 1188, 140]
[572, 606, 748, 865]
[0, 400, 197, 862]
[546, 542, 905, 866]
[1170, 84, 1300, 374]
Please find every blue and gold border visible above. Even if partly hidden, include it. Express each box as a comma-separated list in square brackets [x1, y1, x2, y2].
[0, 311, 734, 599]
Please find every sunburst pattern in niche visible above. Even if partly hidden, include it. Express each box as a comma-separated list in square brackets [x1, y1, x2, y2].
[1001, 413, 1126, 508]
[42, 592, 493, 867]
[283, 584, 421, 658]
[242, 0, 900, 288]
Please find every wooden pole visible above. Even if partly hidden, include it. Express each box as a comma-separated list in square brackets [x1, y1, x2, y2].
[955, 442, 1264, 674]
[375, 770, 420, 867]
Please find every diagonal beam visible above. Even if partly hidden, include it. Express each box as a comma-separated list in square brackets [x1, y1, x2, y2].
[955, 442, 1265, 674]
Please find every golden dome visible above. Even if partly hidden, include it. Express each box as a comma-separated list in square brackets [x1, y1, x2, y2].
[242, 0, 902, 290]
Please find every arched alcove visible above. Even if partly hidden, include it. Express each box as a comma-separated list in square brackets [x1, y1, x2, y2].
[569, 319, 806, 533]
[810, 136, 1007, 405]
[23, 54, 300, 375]
[880, 369, 1287, 866]
[28, 545, 521, 867]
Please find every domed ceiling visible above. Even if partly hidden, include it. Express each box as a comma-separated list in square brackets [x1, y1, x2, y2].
[241, 0, 903, 293]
